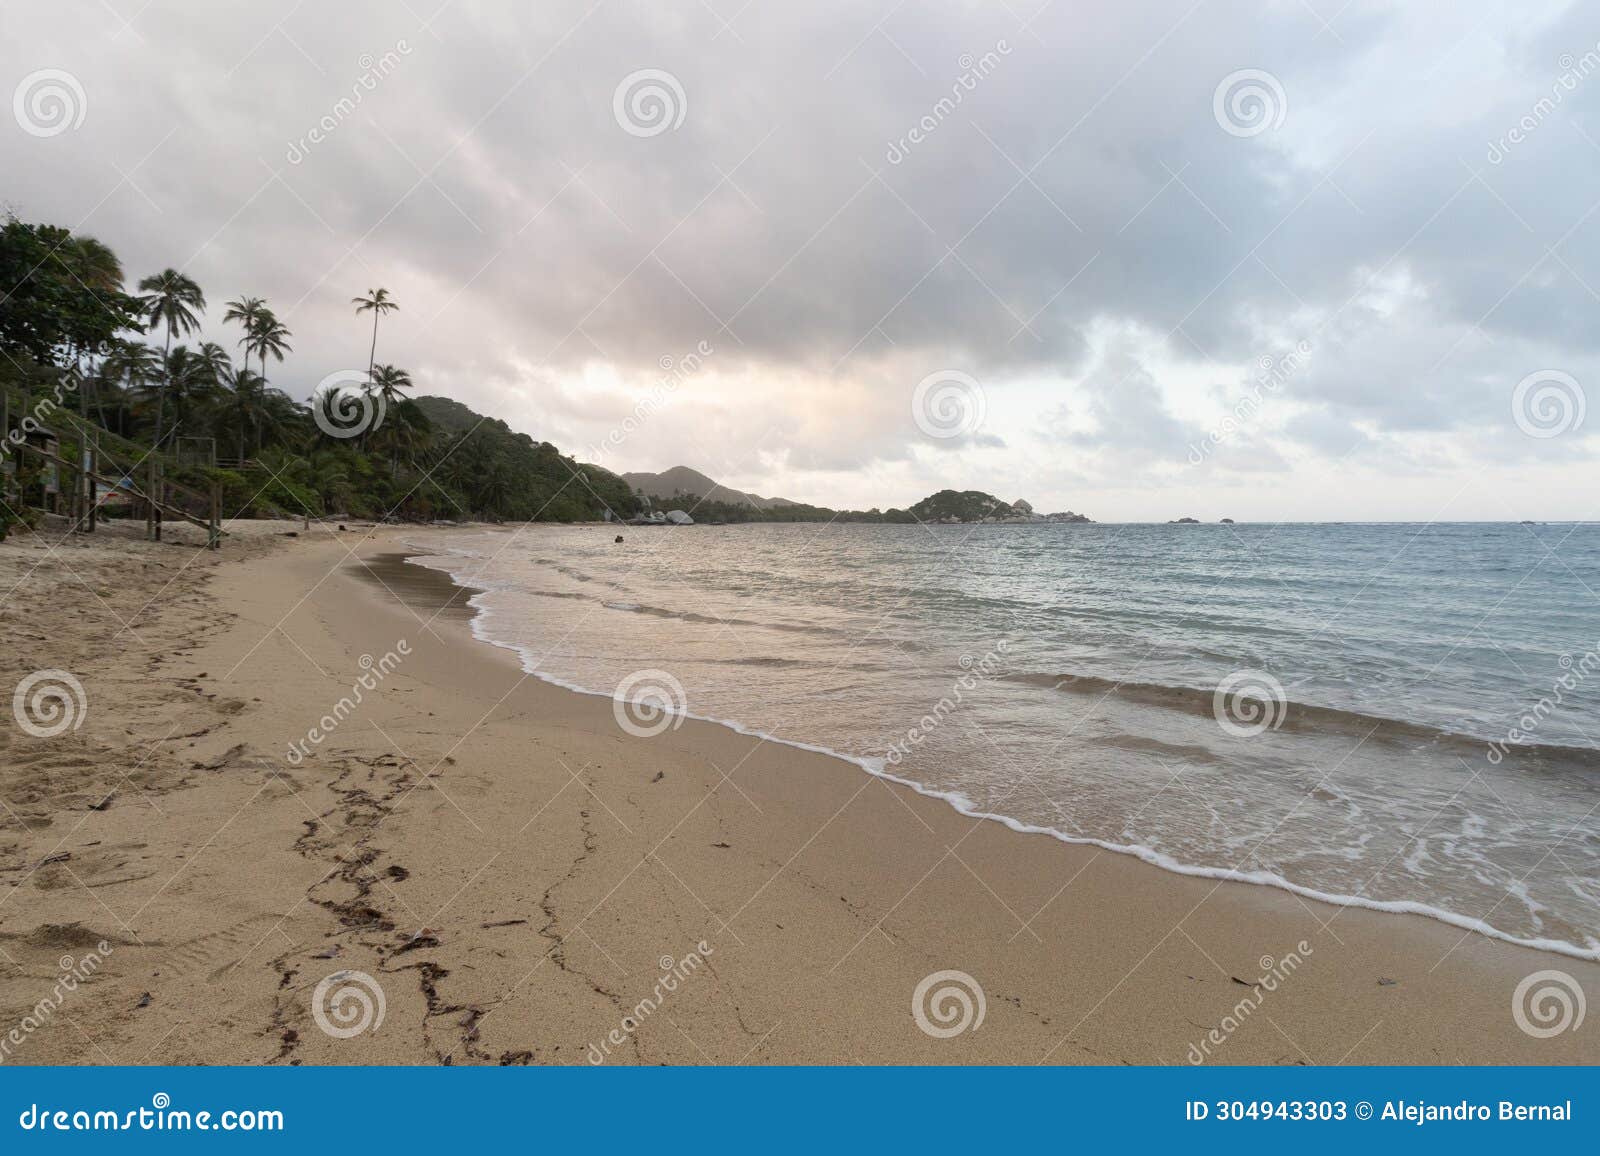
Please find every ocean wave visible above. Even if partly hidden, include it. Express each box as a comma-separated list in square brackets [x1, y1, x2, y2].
[516, 580, 856, 638]
[1020, 671, 1600, 771]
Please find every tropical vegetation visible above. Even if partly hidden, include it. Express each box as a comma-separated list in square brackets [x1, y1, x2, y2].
[0, 213, 640, 535]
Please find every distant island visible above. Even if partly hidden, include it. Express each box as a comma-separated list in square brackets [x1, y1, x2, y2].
[907, 490, 1090, 524]
[625, 474, 1092, 526]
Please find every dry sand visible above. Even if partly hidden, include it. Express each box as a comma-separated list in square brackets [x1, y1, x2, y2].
[0, 518, 1594, 1065]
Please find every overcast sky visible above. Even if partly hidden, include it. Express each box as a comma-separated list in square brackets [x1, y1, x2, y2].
[3, 0, 1597, 519]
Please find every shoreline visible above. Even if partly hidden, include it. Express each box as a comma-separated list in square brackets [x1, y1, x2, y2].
[399, 543, 1600, 966]
[358, 531, 1595, 1062]
[1, 523, 1594, 1064]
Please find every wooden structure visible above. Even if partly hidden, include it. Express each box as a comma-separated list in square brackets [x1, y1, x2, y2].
[2, 391, 225, 549]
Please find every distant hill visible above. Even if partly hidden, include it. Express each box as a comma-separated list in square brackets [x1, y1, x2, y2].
[410, 395, 639, 521]
[622, 465, 797, 510]
[911, 489, 1013, 522]
[909, 489, 1092, 524]
[612, 472, 1093, 525]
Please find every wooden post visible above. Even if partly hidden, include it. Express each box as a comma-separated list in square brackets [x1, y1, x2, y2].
[86, 435, 96, 533]
[209, 481, 221, 550]
[66, 444, 78, 531]
[146, 458, 156, 540]
[71, 440, 85, 531]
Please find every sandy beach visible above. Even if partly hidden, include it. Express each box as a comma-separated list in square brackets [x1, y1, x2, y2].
[1, 520, 1595, 1066]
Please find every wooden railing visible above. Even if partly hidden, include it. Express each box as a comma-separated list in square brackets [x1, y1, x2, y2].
[2, 394, 226, 549]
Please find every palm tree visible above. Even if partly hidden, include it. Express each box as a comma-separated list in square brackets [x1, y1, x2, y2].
[472, 457, 513, 516]
[221, 366, 267, 459]
[66, 235, 124, 295]
[61, 236, 127, 425]
[369, 363, 413, 407]
[369, 396, 431, 471]
[193, 340, 232, 386]
[352, 288, 398, 387]
[137, 268, 205, 448]
[305, 449, 354, 514]
[103, 339, 161, 436]
[256, 386, 301, 449]
[431, 433, 473, 492]
[248, 311, 292, 386]
[222, 296, 266, 373]
[186, 341, 232, 451]
[104, 337, 161, 387]
[155, 345, 226, 443]
[89, 358, 126, 435]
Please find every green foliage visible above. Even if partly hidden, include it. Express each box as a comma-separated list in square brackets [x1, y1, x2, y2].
[409, 396, 639, 522]
[0, 217, 144, 364]
[908, 489, 1013, 522]
[0, 216, 646, 526]
[639, 493, 916, 524]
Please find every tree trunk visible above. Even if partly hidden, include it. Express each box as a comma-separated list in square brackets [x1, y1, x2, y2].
[152, 327, 172, 449]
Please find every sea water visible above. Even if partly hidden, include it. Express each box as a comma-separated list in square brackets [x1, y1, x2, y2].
[404, 521, 1600, 959]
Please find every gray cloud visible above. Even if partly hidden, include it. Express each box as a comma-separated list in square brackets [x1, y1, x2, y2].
[2, 0, 1595, 518]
